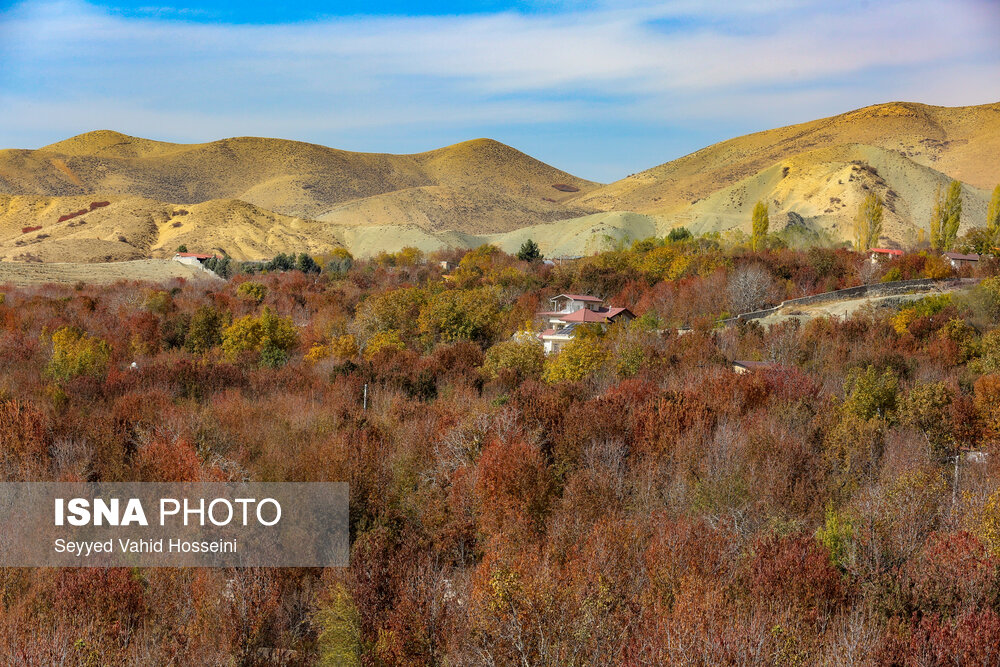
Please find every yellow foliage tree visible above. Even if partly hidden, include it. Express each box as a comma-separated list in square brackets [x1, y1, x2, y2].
[47, 326, 111, 380]
[542, 332, 609, 383]
[987, 184, 1000, 243]
[751, 201, 769, 252]
[364, 330, 406, 359]
[853, 192, 884, 252]
[482, 336, 545, 381]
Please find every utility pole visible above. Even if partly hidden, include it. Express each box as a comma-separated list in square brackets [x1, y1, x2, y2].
[363, 383, 368, 411]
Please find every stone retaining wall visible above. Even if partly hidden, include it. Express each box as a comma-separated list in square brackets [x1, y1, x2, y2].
[719, 278, 973, 326]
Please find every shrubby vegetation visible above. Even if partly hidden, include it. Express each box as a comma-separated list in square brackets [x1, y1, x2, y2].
[0, 232, 999, 662]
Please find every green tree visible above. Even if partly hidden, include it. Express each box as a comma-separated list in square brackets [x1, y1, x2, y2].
[185, 306, 224, 354]
[931, 180, 963, 250]
[417, 287, 502, 344]
[853, 193, 883, 252]
[353, 286, 427, 342]
[176, 244, 188, 253]
[516, 238, 542, 262]
[987, 183, 1000, 241]
[296, 252, 320, 274]
[751, 201, 769, 252]
[323, 248, 354, 277]
[667, 226, 693, 243]
[843, 365, 898, 421]
[221, 306, 298, 364]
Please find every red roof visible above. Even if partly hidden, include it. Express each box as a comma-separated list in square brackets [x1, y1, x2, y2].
[552, 294, 603, 303]
[175, 252, 217, 259]
[560, 307, 633, 323]
[944, 252, 980, 261]
[869, 248, 903, 256]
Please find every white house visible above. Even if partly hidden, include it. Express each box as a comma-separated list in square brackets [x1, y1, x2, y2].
[536, 293, 634, 354]
[172, 251, 218, 266]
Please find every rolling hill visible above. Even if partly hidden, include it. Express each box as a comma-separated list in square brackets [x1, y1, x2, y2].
[0, 101, 997, 262]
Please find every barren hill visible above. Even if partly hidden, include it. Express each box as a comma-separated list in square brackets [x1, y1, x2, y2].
[0, 133, 598, 229]
[0, 101, 997, 263]
[581, 102, 1000, 216]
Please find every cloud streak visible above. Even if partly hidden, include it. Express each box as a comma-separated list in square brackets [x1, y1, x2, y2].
[1, 0, 999, 180]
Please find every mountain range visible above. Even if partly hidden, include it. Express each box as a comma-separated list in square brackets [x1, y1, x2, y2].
[1, 101, 997, 262]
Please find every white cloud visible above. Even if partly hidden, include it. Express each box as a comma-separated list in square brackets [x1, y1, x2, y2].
[1, 0, 998, 179]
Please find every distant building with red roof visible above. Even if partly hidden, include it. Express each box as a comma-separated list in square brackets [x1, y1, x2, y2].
[869, 248, 903, 261]
[536, 293, 634, 353]
[172, 251, 220, 266]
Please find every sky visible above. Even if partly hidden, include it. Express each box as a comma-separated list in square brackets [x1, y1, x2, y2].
[1, 0, 999, 182]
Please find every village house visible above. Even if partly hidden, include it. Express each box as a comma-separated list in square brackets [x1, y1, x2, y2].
[172, 251, 218, 266]
[943, 251, 979, 270]
[537, 293, 634, 354]
[868, 248, 903, 262]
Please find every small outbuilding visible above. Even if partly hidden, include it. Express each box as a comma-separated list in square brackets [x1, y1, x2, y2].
[943, 252, 979, 270]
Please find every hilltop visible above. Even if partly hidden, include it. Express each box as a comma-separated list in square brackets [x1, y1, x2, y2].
[581, 101, 1000, 243]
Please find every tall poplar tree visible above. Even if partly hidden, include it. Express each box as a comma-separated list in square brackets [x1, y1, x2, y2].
[751, 201, 769, 252]
[853, 193, 884, 252]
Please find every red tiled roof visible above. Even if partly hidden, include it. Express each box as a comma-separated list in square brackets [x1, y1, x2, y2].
[175, 252, 217, 259]
[869, 248, 903, 256]
[560, 307, 634, 323]
[552, 293, 603, 302]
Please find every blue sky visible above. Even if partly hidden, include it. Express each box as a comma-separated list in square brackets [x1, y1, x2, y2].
[1, 0, 999, 182]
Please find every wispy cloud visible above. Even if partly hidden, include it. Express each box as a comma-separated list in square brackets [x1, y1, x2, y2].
[1, 0, 998, 180]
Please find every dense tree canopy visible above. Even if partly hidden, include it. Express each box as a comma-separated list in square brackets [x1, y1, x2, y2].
[0, 233, 998, 662]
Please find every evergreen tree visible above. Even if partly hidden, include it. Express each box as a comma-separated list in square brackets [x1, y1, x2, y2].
[667, 227, 693, 242]
[516, 238, 541, 262]
[296, 252, 320, 274]
[751, 201, 769, 252]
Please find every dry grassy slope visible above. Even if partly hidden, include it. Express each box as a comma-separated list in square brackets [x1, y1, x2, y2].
[316, 184, 597, 234]
[0, 194, 344, 262]
[582, 102, 1000, 215]
[0, 132, 599, 228]
[679, 144, 990, 246]
[326, 211, 664, 258]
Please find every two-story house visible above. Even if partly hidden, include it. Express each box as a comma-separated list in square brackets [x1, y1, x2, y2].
[536, 293, 634, 354]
